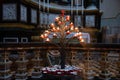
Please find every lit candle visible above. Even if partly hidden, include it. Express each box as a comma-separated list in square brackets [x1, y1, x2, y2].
[78, 36, 82, 39]
[70, 27, 74, 31]
[66, 31, 70, 35]
[40, 34, 44, 38]
[56, 27, 60, 31]
[69, 23, 74, 28]
[53, 33, 57, 37]
[55, 17, 59, 22]
[46, 38, 50, 42]
[64, 25, 68, 30]
[70, 25, 74, 30]
[58, 21, 62, 25]
[75, 27, 79, 32]
[78, 32, 82, 36]
[74, 33, 78, 37]
[52, 27, 56, 32]
[70, 22, 73, 26]
[50, 23, 54, 27]
[44, 33, 48, 38]
[66, 16, 70, 21]
[81, 39, 84, 42]
[45, 30, 49, 33]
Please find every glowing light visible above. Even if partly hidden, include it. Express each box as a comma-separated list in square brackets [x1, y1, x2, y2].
[56, 27, 60, 31]
[53, 33, 57, 37]
[75, 27, 79, 32]
[66, 31, 70, 34]
[78, 36, 82, 39]
[74, 33, 79, 37]
[50, 23, 54, 27]
[81, 39, 84, 42]
[58, 21, 62, 25]
[55, 17, 59, 22]
[40, 34, 44, 38]
[66, 15, 70, 21]
[45, 30, 49, 33]
[70, 27, 74, 31]
[78, 32, 82, 36]
[52, 27, 56, 32]
[45, 38, 50, 42]
[44, 33, 48, 38]
[70, 22, 73, 26]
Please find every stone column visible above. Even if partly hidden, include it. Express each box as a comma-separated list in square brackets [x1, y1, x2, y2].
[15, 51, 28, 80]
[0, 51, 12, 80]
[117, 51, 120, 79]
[99, 52, 110, 80]
[31, 51, 42, 79]
[83, 51, 94, 80]
[71, 51, 77, 65]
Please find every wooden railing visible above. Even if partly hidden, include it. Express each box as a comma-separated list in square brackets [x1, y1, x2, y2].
[0, 42, 120, 80]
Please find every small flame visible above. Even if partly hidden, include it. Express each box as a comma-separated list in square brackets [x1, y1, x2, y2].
[46, 38, 50, 42]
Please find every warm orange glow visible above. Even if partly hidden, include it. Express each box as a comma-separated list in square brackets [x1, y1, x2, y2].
[55, 17, 59, 22]
[70, 27, 74, 31]
[44, 33, 48, 38]
[78, 32, 82, 36]
[78, 36, 82, 39]
[66, 16, 70, 21]
[46, 38, 50, 42]
[58, 21, 62, 25]
[66, 31, 70, 35]
[50, 23, 54, 27]
[56, 27, 60, 31]
[70, 22, 73, 26]
[40, 14, 85, 47]
[74, 33, 79, 37]
[40, 34, 44, 38]
[65, 25, 68, 30]
[75, 27, 79, 32]
[53, 33, 57, 37]
[52, 27, 56, 32]
[81, 39, 84, 42]
[45, 30, 49, 33]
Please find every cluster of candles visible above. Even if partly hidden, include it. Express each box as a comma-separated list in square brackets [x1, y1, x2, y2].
[40, 15, 84, 43]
